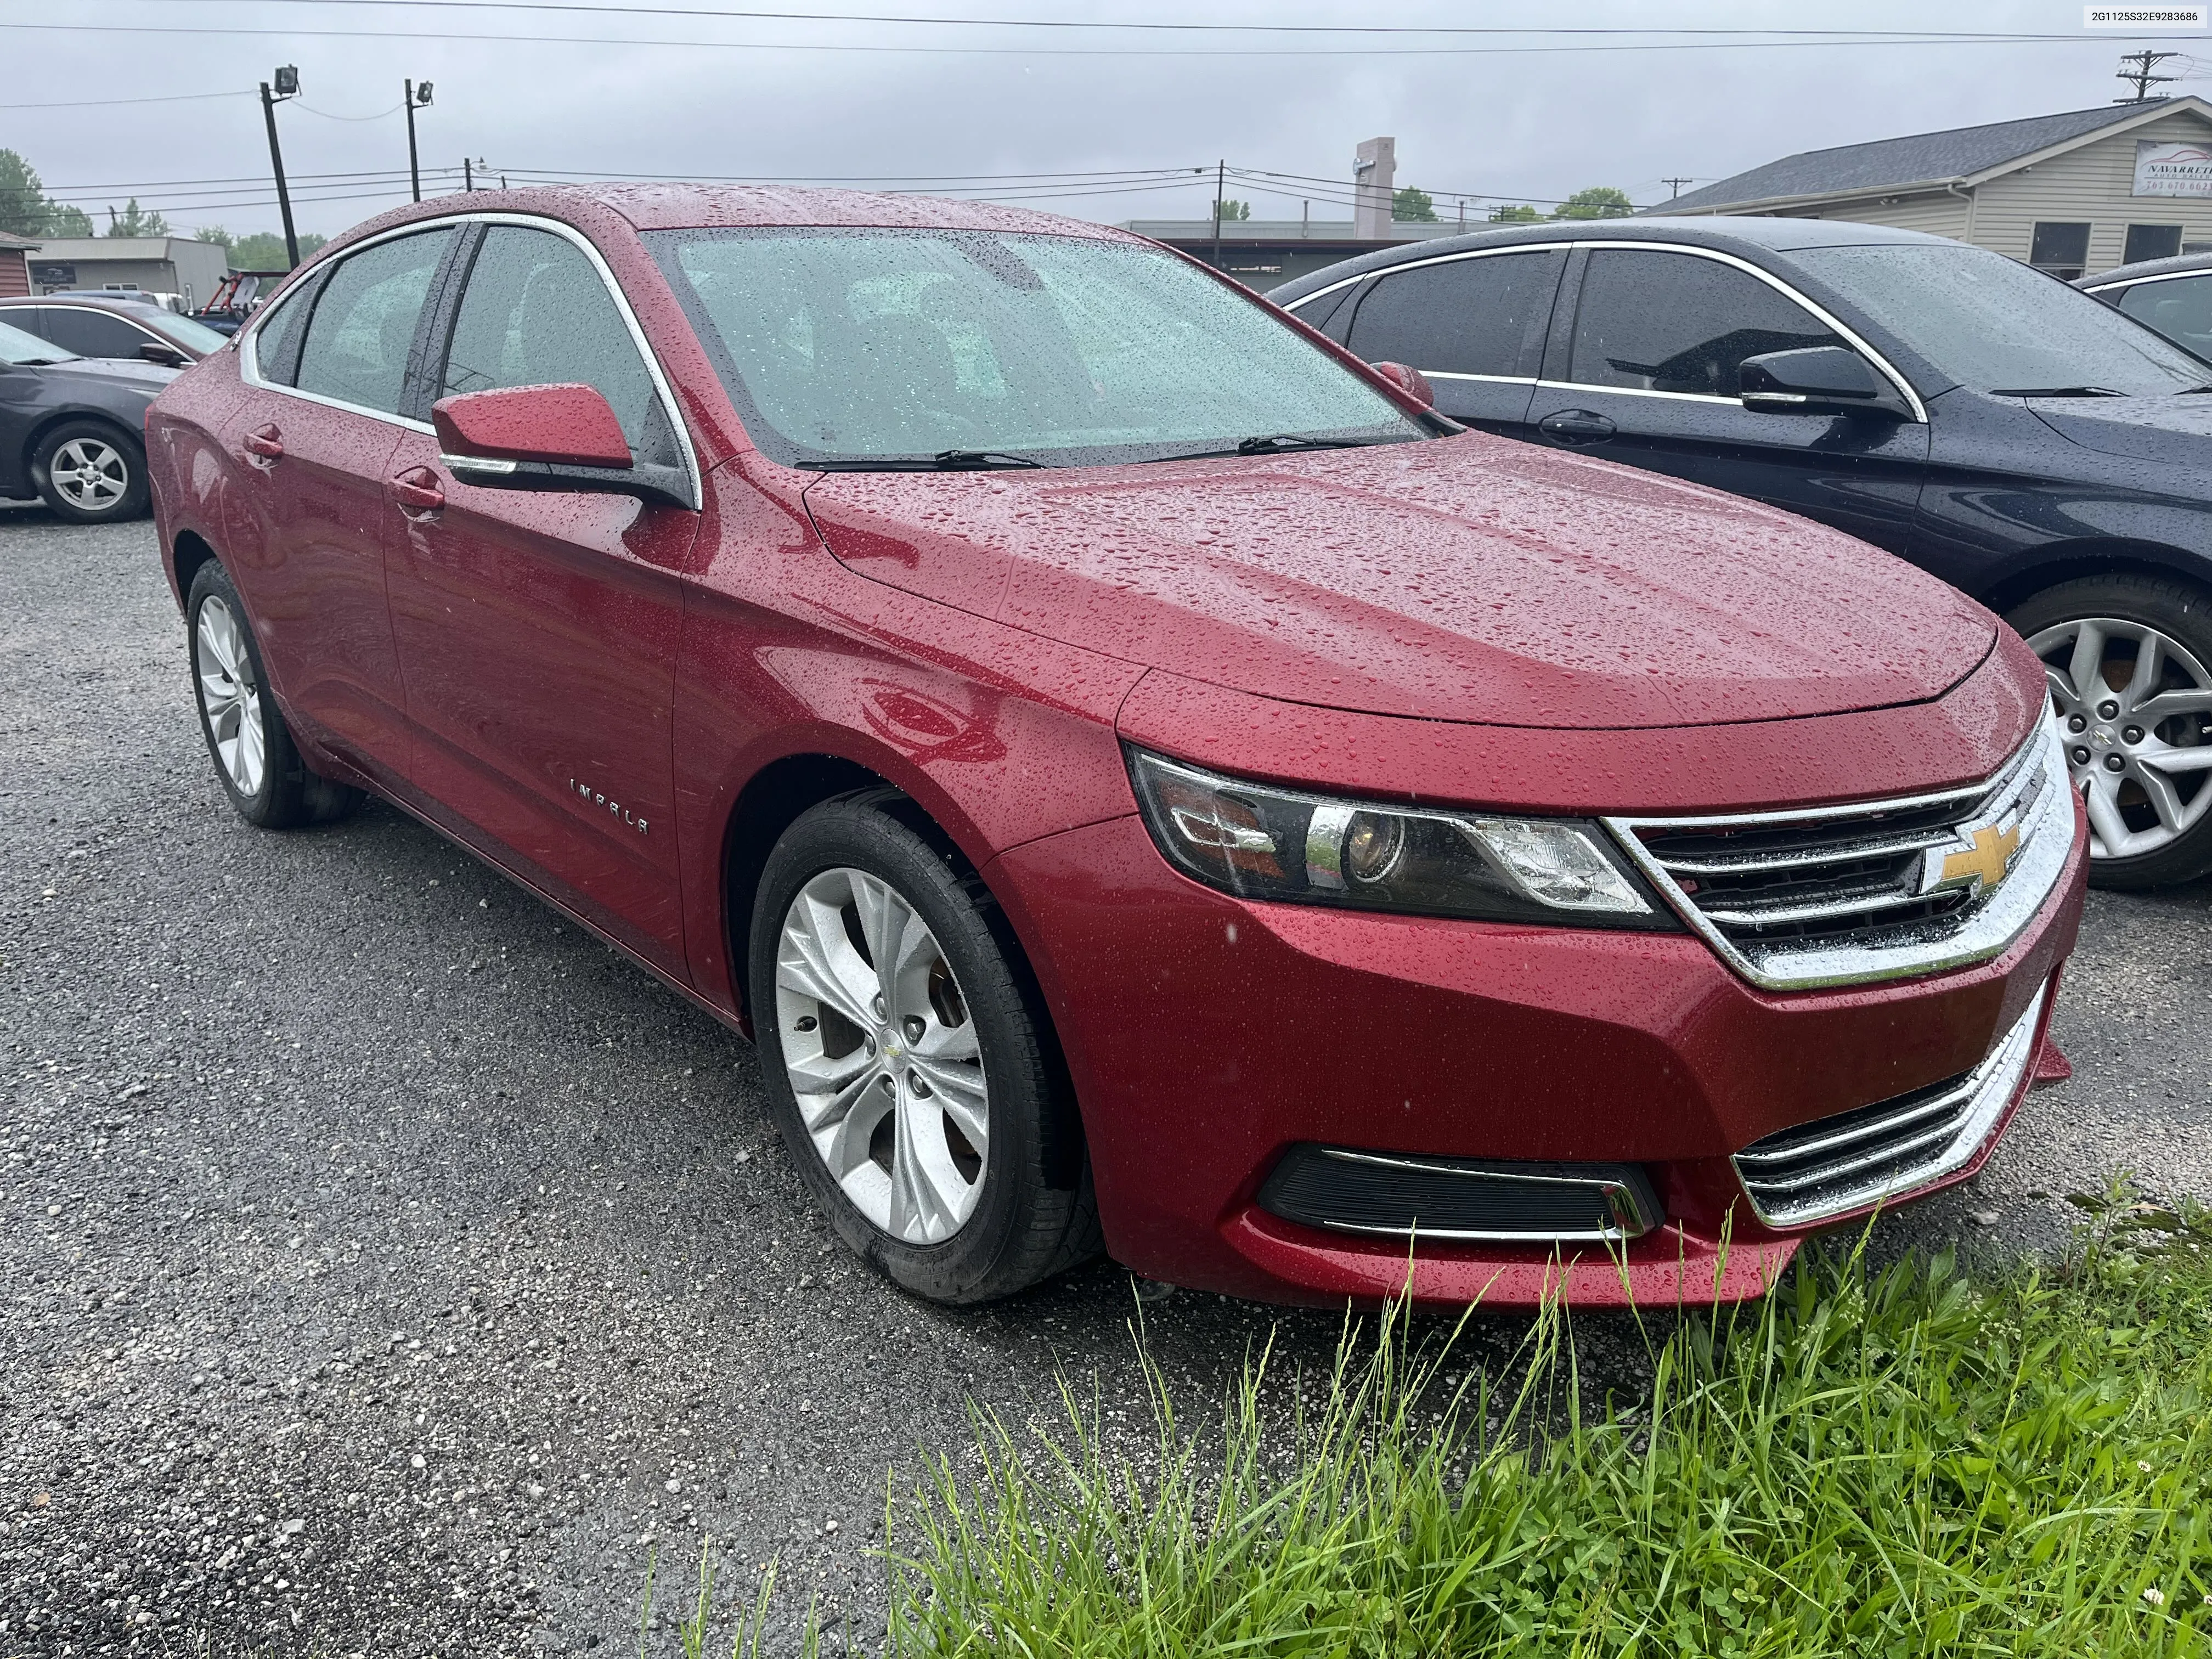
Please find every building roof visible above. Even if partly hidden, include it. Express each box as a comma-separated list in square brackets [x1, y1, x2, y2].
[1661, 97, 2212, 215]
[24, 237, 224, 261]
[0, 229, 40, 251]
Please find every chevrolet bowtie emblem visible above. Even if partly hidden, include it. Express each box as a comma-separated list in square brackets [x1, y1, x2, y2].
[1936, 823, 2020, 895]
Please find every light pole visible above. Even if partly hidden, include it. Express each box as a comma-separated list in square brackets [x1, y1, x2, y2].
[259, 65, 301, 269]
[405, 80, 434, 202]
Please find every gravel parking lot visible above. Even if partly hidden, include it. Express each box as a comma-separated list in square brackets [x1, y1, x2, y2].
[3, 502, 2209, 1656]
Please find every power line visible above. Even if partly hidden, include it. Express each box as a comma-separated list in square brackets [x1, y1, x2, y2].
[2117, 48, 2181, 100]
[0, 18, 2175, 58]
[0, 88, 257, 111]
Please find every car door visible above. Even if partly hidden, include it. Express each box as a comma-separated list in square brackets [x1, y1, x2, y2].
[1333, 247, 1565, 434]
[1523, 245, 1928, 554]
[225, 226, 457, 785]
[382, 220, 702, 978]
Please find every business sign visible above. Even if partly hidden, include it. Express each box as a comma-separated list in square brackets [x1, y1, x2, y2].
[2086, 4, 2207, 25]
[2136, 139, 2212, 195]
[30, 263, 76, 287]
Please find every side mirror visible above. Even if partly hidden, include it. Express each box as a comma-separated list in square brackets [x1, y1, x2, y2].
[433, 382, 634, 472]
[1369, 360, 1436, 410]
[137, 342, 189, 368]
[1738, 346, 1905, 417]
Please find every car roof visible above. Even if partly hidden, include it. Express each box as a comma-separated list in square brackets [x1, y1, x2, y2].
[1266, 215, 1955, 303]
[2077, 250, 2212, 288]
[2, 292, 169, 309]
[329, 182, 1139, 248]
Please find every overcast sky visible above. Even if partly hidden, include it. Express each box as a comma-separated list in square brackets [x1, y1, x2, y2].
[5, 1, 2207, 241]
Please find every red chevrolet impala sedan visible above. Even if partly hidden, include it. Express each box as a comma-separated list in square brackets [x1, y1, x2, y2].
[144, 187, 2085, 1308]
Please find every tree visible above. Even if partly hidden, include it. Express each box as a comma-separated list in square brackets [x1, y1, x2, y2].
[0, 147, 93, 239]
[1488, 203, 1544, 223]
[1553, 185, 1636, 221]
[219, 229, 326, 271]
[1392, 187, 1438, 223]
[1211, 198, 1250, 222]
[105, 198, 170, 237]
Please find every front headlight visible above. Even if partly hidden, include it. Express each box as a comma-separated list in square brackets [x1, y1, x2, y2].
[1127, 749, 1674, 928]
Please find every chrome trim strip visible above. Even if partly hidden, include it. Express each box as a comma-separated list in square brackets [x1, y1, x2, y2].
[1731, 1079, 1978, 1171]
[1656, 827, 1962, 876]
[1424, 371, 1539, 385]
[1299, 1147, 1656, 1244]
[1604, 721, 2074, 991]
[241, 210, 702, 510]
[1279, 242, 1562, 313]
[2083, 267, 2212, 294]
[1733, 985, 2046, 1228]
[1698, 886, 1955, 930]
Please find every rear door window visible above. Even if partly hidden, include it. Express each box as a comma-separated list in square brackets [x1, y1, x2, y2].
[438, 225, 669, 461]
[1567, 249, 1847, 398]
[41, 307, 156, 360]
[295, 229, 455, 415]
[2117, 274, 2212, 359]
[1344, 249, 1564, 378]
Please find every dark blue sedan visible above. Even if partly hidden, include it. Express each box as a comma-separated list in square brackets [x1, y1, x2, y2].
[1271, 218, 2212, 889]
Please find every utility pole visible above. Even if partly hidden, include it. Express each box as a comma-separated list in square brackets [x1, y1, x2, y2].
[405, 80, 434, 202]
[259, 66, 301, 269]
[1662, 176, 1695, 199]
[1211, 158, 1225, 270]
[2117, 49, 2180, 102]
[464, 156, 474, 191]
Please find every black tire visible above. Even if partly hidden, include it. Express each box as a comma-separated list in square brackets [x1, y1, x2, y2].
[185, 559, 363, 830]
[2008, 571, 2212, 889]
[30, 420, 150, 523]
[747, 790, 1098, 1304]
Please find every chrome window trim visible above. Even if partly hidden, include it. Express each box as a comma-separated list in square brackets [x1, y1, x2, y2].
[1425, 370, 1538, 386]
[1279, 242, 1562, 314]
[1282, 237, 1927, 422]
[1603, 721, 2074, 991]
[2083, 267, 2212, 294]
[241, 211, 702, 509]
[1550, 240, 1928, 421]
[1732, 983, 2046, 1228]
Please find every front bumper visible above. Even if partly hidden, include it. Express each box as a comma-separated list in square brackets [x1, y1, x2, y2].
[985, 800, 2086, 1310]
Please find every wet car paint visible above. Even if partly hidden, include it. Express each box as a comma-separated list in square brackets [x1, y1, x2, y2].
[144, 187, 2085, 1309]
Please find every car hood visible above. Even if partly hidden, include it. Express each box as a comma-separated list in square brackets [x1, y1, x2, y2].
[802, 432, 1995, 730]
[2027, 392, 2212, 461]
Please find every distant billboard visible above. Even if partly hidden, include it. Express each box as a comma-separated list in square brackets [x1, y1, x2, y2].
[2135, 139, 2212, 196]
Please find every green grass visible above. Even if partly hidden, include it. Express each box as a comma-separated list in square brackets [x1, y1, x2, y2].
[883, 1194, 2212, 1658]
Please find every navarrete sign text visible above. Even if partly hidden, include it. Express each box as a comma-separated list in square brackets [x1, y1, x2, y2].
[2136, 139, 2212, 197]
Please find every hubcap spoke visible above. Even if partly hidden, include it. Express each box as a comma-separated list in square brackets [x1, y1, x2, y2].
[193, 596, 265, 795]
[775, 865, 989, 1245]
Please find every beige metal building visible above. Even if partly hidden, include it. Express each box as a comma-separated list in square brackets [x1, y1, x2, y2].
[23, 236, 231, 309]
[1659, 97, 2212, 279]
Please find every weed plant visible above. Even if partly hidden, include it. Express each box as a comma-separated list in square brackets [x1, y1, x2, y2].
[887, 1195, 2212, 1658]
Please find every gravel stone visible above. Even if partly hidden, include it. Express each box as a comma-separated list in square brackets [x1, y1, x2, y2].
[2, 501, 2207, 1652]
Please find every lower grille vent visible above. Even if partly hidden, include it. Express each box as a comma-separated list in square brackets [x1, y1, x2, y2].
[1733, 985, 2047, 1227]
[1259, 1147, 1661, 1243]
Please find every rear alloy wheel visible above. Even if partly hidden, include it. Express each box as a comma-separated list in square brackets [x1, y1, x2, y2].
[2012, 573, 2212, 888]
[31, 421, 150, 523]
[184, 559, 363, 830]
[749, 792, 1098, 1303]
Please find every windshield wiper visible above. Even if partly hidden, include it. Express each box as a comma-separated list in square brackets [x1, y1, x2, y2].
[1143, 432, 1392, 464]
[1990, 385, 2128, 398]
[795, 448, 1044, 472]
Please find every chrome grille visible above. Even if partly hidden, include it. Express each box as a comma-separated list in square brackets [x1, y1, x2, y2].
[1733, 985, 2047, 1227]
[1604, 722, 2074, 989]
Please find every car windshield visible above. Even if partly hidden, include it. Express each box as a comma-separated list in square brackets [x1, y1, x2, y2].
[0, 318, 76, 364]
[647, 227, 1426, 467]
[1791, 242, 2212, 397]
[145, 310, 228, 352]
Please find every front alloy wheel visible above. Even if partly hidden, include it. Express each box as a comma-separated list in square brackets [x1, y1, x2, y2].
[2029, 616, 2212, 861]
[49, 437, 130, 515]
[748, 791, 1099, 1303]
[775, 865, 990, 1244]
